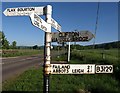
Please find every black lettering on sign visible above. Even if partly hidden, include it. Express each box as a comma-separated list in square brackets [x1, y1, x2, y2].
[76, 37, 79, 41]
[51, 19, 56, 28]
[82, 36, 88, 41]
[87, 65, 92, 73]
[96, 65, 113, 73]
[72, 69, 84, 73]
[101, 66, 106, 72]
[96, 66, 100, 72]
[34, 14, 42, 23]
[78, 36, 88, 41]
[72, 32, 74, 36]
[74, 32, 79, 37]
[52, 65, 70, 74]
[7, 8, 15, 12]
[34, 20, 39, 27]
[51, 19, 55, 24]
[57, 24, 61, 31]
[52, 23, 56, 28]
[34, 14, 38, 19]
[41, 25, 47, 32]
[108, 66, 113, 72]
[17, 7, 35, 12]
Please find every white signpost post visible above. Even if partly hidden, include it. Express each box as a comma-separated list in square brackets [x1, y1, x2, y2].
[43, 5, 52, 93]
[3, 5, 113, 93]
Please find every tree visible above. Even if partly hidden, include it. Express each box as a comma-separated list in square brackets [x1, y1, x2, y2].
[11, 41, 17, 49]
[33, 45, 38, 49]
[2, 32, 9, 49]
[104, 44, 112, 49]
[0, 32, 2, 48]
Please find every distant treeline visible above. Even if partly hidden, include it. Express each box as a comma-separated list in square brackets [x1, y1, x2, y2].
[52, 41, 120, 50]
[16, 45, 42, 50]
[0, 31, 42, 50]
[70, 41, 120, 50]
[18, 41, 120, 50]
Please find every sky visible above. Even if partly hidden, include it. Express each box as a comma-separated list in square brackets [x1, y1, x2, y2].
[2, 2, 118, 46]
[1, 0, 120, 2]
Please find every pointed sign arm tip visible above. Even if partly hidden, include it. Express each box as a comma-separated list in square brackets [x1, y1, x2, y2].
[30, 12, 34, 19]
[3, 9, 7, 16]
[29, 12, 35, 25]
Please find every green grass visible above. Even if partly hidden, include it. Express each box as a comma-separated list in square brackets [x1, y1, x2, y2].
[0, 32, 2, 39]
[2, 49, 43, 57]
[3, 67, 43, 91]
[2, 49, 120, 93]
[2, 67, 120, 93]
[71, 49, 119, 65]
[51, 54, 67, 61]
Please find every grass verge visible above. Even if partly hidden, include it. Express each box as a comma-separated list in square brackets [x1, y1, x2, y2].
[2, 67, 120, 93]
[2, 49, 43, 57]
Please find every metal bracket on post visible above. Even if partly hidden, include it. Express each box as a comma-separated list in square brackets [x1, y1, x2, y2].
[43, 5, 52, 93]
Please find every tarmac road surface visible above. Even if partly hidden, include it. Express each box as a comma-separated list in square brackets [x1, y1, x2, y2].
[2, 54, 44, 82]
[1, 50, 66, 82]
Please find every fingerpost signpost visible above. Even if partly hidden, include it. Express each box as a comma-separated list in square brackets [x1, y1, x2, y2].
[3, 5, 113, 93]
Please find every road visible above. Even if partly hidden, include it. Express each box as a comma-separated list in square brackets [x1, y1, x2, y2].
[2, 54, 44, 82]
[1, 50, 67, 82]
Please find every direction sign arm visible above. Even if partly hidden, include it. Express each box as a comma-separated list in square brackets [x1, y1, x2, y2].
[29, 13, 50, 32]
[51, 18, 61, 32]
[3, 6, 45, 16]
